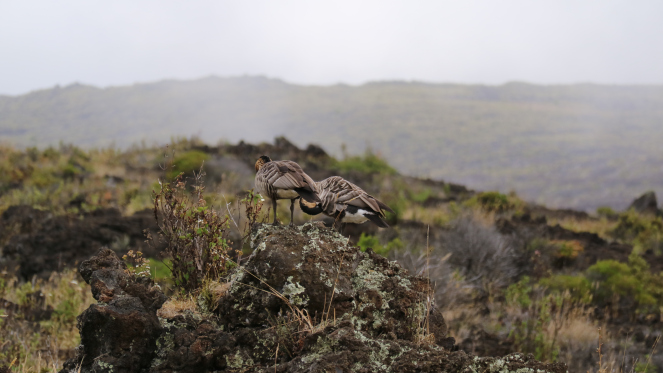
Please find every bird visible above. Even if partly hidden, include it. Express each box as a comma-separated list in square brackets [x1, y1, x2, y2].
[299, 176, 394, 229]
[254, 155, 320, 226]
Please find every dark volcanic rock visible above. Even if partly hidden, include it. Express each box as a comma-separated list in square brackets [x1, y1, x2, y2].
[629, 191, 659, 215]
[498, 213, 663, 273]
[218, 222, 449, 344]
[60, 248, 166, 373]
[1, 206, 164, 279]
[64, 223, 565, 373]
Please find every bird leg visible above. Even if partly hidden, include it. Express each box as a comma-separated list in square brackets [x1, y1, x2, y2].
[289, 198, 299, 227]
[272, 199, 279, 226]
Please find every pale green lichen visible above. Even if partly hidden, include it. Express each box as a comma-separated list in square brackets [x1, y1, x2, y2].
[95, 360, 114, 373]
[151, 329, 175, 368]
[226, 350, 254, 369]
[372, 310, 386, 329]
[352, 257, 395, 311]
[301, 335, 339, 364]
[282, 276, 309, 307]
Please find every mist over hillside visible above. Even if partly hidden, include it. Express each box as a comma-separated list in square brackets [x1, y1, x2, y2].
[1, 76, 662, 211]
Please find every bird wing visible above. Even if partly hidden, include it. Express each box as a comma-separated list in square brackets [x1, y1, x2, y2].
[264, 161, 317, 193]
[319, 176, 388, 216]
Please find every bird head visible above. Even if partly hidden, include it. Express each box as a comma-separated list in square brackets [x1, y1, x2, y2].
[255, 155, 272, 172]
[299, 198, 322, 215]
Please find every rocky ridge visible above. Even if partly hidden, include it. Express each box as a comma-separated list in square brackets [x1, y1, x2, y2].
[61, 222, 567, 373]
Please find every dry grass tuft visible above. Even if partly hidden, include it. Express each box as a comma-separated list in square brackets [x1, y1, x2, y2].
[0, 270, 94, 372]
[157, 296, 200, 319]
[548, 217, 618, 241]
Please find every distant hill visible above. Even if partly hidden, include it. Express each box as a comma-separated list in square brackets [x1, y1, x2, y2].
[1, 76, 662, 211]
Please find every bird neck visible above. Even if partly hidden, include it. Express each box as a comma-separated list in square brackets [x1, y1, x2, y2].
[299, 199, 323, 215]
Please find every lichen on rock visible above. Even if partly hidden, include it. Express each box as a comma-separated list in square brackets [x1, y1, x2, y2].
[62, 223, 567, 373]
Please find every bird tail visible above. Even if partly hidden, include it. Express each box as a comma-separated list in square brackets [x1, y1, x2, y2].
[366, 213, 389, 228]
[377, 200, 395, 215]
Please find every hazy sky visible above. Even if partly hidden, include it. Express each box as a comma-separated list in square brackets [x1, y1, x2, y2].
[1, 0, 662, 95]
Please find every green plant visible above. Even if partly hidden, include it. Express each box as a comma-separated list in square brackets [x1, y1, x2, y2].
[609, 210, 663, 250]
[635, 358, 657, 373]
[152, 170, 231, 292]
[552, 240, 583, 260]
[410, 188, 432, 203]
[357, 233, 384, 253]
[463, 191, 520, 213]
[123, 250, 151, 278]
[385, 237, 404, 252]
[356, 234, 404, 257]
[586, 252, 663, 314]
[506, 276, 533, 308]
[0, 270, 94, 372]
[508, 293, 561, 362]
[538, 274, 592, 304]
[149, 258, 173, 282]
[167, 150, 210, 180]
[334, 148, 397, 175]
[596, 206, 617, 219]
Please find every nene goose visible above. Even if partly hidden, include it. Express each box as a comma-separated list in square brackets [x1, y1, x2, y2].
[299, 176, 394, 228]
[254, 155, 320, 226]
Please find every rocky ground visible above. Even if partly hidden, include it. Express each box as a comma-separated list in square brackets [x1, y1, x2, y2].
[1, 137, 662, 372]
[58, 222, 566, 373]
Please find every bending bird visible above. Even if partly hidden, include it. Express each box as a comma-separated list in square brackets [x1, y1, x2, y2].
[299, 176, 394, 228]
[254, 155, 320, 226]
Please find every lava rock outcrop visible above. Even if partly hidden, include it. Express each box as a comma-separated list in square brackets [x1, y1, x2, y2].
[0, 206, 164, 279]
[62, 222, 567, 373]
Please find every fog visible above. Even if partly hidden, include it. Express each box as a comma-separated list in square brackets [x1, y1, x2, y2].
[1, 0, 662, 95]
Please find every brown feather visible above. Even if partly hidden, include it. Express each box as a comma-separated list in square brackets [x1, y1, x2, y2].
[315, 176, 392, 218]
[255, 159, 320, 202]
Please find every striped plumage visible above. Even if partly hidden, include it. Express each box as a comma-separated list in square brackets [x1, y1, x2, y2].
[254, 155, 320, 226]
[299, 176, 394, 228]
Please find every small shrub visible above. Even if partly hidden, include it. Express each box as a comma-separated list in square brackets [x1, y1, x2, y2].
[385, 237, 405, 252]
[357, 233, 387, 256]
[609, 210, 663, 249]
[463, 191, 521, 213]
[538, 274, 592, 304]
[167, 150, 210, 180]
[596, 206, 617, 219]
[409, 188, 432, 203]
[508, 291, 563, 362]
[586, 253, 663, 314]
[334, 148, 396, 175]
[122, 250, 151, 278]
[551, 240, 584, 262]
[635, 357, 657, 373]
[29, 167, 59, 188]
[444, 214, 519, 291]
[151, 171, 232, 292]
[357, 234, 404, 257]
[42, 146, 60, 160]
[506, 276, 533, 308]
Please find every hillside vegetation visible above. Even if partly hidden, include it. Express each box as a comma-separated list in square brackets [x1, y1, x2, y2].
[1, 77, 663, 211]
[0, 138, 662, 372]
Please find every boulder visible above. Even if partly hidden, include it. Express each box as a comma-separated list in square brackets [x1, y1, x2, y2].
[1, 206, 165, 279]
[629, 191, 659, 215]
[60, 248, 166, 373]
[63, 223, 566, 373]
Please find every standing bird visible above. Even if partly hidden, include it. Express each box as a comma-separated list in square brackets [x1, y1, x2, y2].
[254, 155, 320, 226]
[299, 176, 394, 229]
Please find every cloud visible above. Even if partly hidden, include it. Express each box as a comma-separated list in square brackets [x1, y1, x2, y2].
[1, 0, 662, 95]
